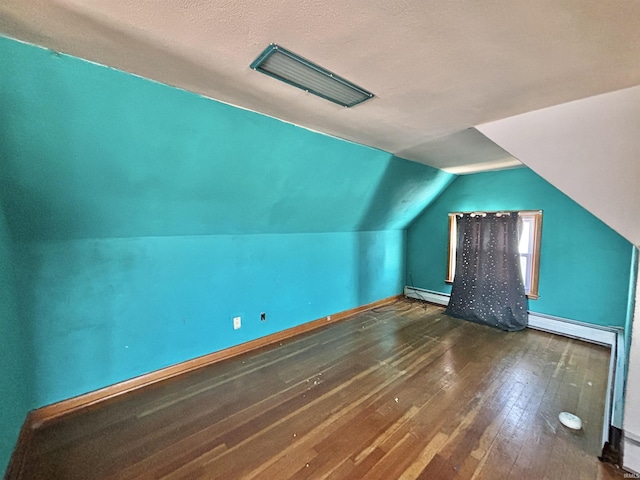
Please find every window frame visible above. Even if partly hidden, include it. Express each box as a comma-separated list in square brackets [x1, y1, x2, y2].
[446, 210, 543, 299]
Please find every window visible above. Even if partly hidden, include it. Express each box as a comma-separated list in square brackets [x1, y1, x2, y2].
[446, 210, 542, 299]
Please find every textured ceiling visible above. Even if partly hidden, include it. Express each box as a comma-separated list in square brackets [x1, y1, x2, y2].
[1, 0, 640, 173]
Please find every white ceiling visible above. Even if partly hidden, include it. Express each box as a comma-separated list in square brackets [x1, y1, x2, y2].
[479, 85, 640, 245]
[2, 0, 640, 173]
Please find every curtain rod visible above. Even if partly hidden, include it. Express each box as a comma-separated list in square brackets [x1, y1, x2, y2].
[452, 209, 542, 218]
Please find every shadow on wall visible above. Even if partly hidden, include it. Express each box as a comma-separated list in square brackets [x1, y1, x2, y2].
[353, 230, 404, 306]
[355, 156, 455, 305]
[0, 88, 30, 471]
[0, 200, 32, 473]
[1, 84, 102, 411]
[13, 243, 41, 410]
[14, 241, 119, 410]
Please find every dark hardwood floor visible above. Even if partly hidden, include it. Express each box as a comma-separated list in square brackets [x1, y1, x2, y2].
[17, 300, 625, 479]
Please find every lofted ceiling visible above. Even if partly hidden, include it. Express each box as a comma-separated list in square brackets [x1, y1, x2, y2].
[2, 0, 640, 174]
[479, 85, 640, 245]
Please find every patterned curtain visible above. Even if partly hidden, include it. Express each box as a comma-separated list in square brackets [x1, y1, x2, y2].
[445, 212, 528, 331]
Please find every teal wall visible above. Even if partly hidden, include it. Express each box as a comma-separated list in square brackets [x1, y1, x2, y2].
[0, 31, 636, 476]
[0, 36, 453, 241]
[16, 231, 405, 407]
[407, 168, 634, 327]
[0, 34, 454, 473]
[0, 205, 29, 471]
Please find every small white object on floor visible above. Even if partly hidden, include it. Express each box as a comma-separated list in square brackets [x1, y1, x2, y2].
[558, 411, 582, 430]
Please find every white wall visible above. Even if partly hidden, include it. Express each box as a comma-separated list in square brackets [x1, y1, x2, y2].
[477, 85, 640, 247]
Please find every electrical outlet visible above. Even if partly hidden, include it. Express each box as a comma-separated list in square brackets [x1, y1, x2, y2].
[233, 316, 241, 330]
[260, 312, 266, 321]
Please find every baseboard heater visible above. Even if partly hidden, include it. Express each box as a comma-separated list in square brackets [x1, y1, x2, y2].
[404, 285, 623, 450]
[403, 287, 451, 307]
[404, 285, 617, 345]
[624, 431, 640, 475]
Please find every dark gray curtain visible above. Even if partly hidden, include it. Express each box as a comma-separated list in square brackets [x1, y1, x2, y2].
[445, 212, 528, 331]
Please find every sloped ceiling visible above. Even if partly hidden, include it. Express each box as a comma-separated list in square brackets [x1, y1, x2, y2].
[2, 0, 640, 173]
[0, 37, 455, 240]
[478, 85, 640, 246]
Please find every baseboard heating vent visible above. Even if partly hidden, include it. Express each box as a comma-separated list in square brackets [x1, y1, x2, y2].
[624, 431, 640, 474]
[404, 286, 450, 306]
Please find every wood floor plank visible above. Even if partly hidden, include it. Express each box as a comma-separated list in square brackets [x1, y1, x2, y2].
[15, 300, 628, 480]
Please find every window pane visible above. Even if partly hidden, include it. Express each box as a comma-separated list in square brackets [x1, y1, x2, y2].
[519, 220, 531, 254]
[446, 210, 541, 298]
[519, 255, 528, 287]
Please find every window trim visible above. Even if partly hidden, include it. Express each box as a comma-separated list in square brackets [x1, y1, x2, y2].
[446, 210, 543, 299]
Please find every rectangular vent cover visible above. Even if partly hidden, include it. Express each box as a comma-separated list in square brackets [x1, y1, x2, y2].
[250, 44, 374, 107]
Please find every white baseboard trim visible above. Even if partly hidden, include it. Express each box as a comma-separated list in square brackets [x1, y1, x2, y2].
[527, 312, 617, 347]
[404, 284, 622, 447]
[624, 434, 640, 475]
[404, 286, 617, 346]
[404, 286, 449, 306]
[625, 430, 640, 445]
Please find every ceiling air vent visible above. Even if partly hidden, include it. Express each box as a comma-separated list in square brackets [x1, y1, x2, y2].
[250, 44, 374, 108]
